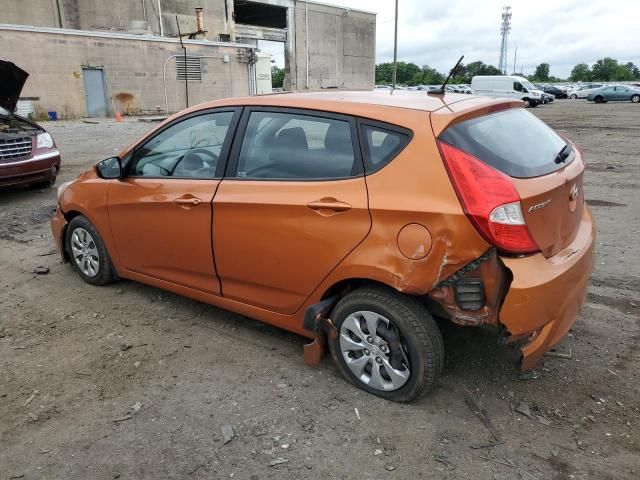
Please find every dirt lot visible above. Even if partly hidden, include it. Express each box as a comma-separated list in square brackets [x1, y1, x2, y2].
[1, 101, 639, 480]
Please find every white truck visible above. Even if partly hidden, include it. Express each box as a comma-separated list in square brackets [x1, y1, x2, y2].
[471, 75, 544, 107]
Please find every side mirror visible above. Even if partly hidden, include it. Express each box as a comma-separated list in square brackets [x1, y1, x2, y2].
[96, 156, 122, 179]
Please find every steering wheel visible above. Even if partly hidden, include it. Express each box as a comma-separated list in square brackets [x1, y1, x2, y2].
[187, 148, 219, 164]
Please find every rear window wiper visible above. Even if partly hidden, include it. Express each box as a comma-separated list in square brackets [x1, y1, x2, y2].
[554, 144, 572, 164]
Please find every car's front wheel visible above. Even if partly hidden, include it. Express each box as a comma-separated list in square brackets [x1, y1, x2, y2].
[570, 94, 578, 99]
[66, 215, 116, 286]
[594, 96, 604, 104]
[328, 286, 444, 402]
[632, 94, 640, 104]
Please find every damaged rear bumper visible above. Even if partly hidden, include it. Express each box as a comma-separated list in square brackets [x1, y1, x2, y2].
[499, 207, 595, 370]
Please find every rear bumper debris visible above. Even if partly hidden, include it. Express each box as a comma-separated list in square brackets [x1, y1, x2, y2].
[499, 207, 595, 370]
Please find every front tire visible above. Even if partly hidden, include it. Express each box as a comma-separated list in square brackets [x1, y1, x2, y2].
[594, 96, 604, 104]
[570, 94, 578, 100]
[632, 94, 640, 104]
[328, 286, 444, 402]
[522, 98, 531, 108]
[66, 215, 116, 286]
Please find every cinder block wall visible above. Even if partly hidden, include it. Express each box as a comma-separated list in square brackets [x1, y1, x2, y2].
[0, 28, 250, 118]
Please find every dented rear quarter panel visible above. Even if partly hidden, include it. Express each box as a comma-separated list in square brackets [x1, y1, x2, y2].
[305, 108, 490, 305]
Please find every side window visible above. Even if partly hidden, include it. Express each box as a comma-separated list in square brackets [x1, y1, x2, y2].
[514, 82, 523, 92]
[129, 111, 234, 179]
[236, 111, 357, 179]
[360, 123, 410, 173]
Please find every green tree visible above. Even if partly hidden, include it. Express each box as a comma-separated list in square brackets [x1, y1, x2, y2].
[375, 63, 394, 84]
[421, 65, 445, 85]
[533, 63, 550, 81]
[271, 66, 285, 89]
[569, 63, 592, 82]
[591, 57, 619, 81]
[613, 64, 633, 81]
[625, 62, 640, 79]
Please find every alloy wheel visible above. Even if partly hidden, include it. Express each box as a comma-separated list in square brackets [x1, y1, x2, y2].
[70, 227, 100, 277]
[339, 311, 411, 391]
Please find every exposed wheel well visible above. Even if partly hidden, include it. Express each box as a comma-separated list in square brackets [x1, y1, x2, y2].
[60, 210, 85, 261]
[321, 278, 395, 301]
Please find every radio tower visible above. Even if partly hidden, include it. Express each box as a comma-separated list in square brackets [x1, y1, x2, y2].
[498, 6, 512, 74]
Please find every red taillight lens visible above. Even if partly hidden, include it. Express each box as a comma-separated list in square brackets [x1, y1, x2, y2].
[437, 140, 539, 255]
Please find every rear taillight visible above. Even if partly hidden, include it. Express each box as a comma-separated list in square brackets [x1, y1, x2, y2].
[437, 140, 539, 255]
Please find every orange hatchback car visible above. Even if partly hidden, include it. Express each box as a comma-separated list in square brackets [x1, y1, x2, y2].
[52, 91, 595, 402]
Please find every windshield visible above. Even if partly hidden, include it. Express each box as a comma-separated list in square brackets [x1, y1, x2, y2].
[521, 79, 537, 91]
[439, 108, 569, 178]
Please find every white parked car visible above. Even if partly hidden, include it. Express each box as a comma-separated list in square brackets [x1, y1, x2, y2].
[471, 75, 544, 107]
[567, 84, 606, 99]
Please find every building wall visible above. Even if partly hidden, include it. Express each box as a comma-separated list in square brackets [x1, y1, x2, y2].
[1, 0, 59, 27]
[292, 1, 375, 91]
[0, 0, 375, 117]
[0, 27, 250, 118]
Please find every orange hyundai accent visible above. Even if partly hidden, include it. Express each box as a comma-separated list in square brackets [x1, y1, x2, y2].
[52, 91, 595, 402]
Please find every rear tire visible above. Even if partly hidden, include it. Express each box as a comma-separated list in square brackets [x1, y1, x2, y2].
[66, 215, 116, 286]
[594, 96, 604, 104]
[570, 94, 578, 100]
[328, 286, 444, 402]
[632, 94, 640, 103]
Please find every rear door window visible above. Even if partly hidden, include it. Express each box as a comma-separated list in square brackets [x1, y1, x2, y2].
[360, 122, 411, 173]
[438, 108, 569, 178]
[235, 111, 358, 180]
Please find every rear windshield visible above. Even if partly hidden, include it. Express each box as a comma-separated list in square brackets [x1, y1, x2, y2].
[438, 108, 570, 178]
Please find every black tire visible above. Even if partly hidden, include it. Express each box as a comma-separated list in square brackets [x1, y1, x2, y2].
[522, 98, 531, 108]
[632, 94, 640, 104]
[65, 215, 116, 286]
[594, 96, 604, 104]
[328, 286, 444, 402]
[570, 94, 578, 100]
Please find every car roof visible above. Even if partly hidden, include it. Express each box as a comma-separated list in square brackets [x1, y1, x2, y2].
[188, 90, 485, 114]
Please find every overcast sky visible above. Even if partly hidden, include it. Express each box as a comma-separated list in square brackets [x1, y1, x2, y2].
[262, 0, 638, 78]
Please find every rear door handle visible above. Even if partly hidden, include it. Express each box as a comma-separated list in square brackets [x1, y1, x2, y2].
[307, 198, 352, 213]
[173, 195, 202, 206]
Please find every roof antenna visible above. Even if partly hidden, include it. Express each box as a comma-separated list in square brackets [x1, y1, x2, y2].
[428, 55, 464, 95]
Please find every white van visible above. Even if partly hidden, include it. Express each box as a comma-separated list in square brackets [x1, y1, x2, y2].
[471, 75, 544, 107]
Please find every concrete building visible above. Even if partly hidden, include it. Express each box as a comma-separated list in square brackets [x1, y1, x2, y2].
[0, 0, 375, 118]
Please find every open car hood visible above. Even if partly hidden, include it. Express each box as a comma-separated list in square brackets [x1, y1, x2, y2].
[0, 60, 29, 114]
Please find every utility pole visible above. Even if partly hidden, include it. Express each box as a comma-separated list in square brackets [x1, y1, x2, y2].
[176, 16, 188, 108]
[392, 0, 398, 90]
[498, 5, 512, 75]
[513, 44, 517, 75]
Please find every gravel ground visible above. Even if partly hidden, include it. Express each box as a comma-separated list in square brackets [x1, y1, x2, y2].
[1, 101, 639, 480]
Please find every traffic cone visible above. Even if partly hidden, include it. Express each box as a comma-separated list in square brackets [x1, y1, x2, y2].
[111, 98, 123, 122]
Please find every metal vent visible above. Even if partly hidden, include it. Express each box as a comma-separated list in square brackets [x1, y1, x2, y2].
[0, 137, 33, 163]
[176, 56, 202, 81]
[454, 278, 485, 311]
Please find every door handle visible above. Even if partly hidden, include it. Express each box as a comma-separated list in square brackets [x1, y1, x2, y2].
[307, 198, 352, 213]
[173, 196, 202, 206]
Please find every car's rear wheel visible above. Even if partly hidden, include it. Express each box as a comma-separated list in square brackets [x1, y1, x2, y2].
[632, 94, 640, 104]
[594, 96, 604, 103]
[328, 286, 443, 402]
[66, 215, 116, 286]
[570, 94, 577, 99]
